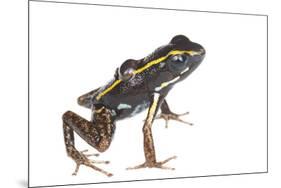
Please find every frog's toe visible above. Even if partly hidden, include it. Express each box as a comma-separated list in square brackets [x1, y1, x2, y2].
[155, 112, 193, 128]
[126, 156, 177, 170]
[90, 160, 110, 164]
[126, 163, 146, 170]
[154, 155, 177, 170]
[72, 161, 113, 177]
[70, 149, 112, 177]
[80, 149, 99, 157]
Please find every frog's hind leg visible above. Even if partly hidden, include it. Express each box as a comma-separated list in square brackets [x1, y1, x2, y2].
[77, 87, 100, 109]
[62, 106, 115, 177]
[155, 99, 193, 128]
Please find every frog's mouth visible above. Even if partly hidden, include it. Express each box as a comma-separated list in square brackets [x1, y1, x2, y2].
[180, 66, 190, 75]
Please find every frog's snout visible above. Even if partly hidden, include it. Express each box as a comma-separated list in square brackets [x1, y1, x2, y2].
[198, 48, 206, 61]
[195, 42, 205, 56]
[190, 47, 205, 65]
[200, 47, 206, 56]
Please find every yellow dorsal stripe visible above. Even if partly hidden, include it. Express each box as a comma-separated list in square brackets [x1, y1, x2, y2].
[133, 50, 195, 74]
[96, 79, 121, 100]
[96, 50, 197, 100]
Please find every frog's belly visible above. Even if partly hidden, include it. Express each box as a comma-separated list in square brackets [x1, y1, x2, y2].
[115, 100, 150, 119]
[102, 93, 150, 120]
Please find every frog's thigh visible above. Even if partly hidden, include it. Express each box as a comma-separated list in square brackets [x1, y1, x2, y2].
[62, 110, 115, 153]
[77, 87, 100, 109]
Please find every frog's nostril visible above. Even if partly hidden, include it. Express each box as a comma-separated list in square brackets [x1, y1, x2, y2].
[200, 48, 206, 56]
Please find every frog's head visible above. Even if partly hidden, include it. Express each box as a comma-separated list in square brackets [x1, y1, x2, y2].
[165, 35, 205, 82]
[115, 35, 205, 94]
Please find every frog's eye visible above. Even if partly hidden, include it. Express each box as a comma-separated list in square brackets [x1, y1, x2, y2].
[169, 54, 189, 71]
[171, 54, 188, 64]
[119, 67, 135, 81]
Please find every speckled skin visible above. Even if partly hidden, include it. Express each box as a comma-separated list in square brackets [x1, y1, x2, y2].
[62, 35, 205, 176]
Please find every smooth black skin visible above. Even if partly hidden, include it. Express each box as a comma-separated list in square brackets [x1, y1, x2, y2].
[90, 35, 205, 120]
[63, 35, 205, 176]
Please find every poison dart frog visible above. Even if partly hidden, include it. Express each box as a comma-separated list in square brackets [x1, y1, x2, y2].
[62, 35, 205, 176]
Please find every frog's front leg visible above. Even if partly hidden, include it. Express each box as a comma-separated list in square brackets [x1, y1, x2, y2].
[156, 99, 193, 128]
[62, 105, 115, 177]
[127, 93, 177, 170]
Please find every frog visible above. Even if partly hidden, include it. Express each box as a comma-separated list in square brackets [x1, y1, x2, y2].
[62, 35, 205, 177]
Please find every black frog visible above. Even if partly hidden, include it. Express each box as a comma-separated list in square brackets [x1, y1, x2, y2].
[62, 35, 205, 176]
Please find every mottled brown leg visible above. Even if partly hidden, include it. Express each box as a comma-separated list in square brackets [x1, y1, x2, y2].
[156, 99, 193, 128]
[62, 107, 115, 177]
[127, 94, 177, 170]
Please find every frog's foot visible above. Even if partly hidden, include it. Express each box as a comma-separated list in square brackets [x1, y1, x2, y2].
[126, 156, 177, 170]
[70, 149, 112, 177]
[155, 112, 193, 128]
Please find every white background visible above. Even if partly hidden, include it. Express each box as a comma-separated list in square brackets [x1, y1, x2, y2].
[28, 1, 267, 187]
[1, 0, 281, 188]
